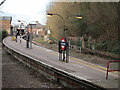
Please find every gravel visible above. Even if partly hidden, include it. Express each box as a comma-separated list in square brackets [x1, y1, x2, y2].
[2, 48, 65, 88]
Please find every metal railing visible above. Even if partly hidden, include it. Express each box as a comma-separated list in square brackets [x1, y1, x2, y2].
[106, 60, 120, 80]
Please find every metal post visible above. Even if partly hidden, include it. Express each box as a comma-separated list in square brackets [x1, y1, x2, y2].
[30, 24, 32, 49]
[66, 41, 69, 63]
[106, 61, 110, 80]
[63, 51, 65, 61]
[47, 13, 82, 63]
[59, 41, 62, 61]
[26, 26, 29, 48]
[20, 24, 22, 43]
[80, 47, 82, 53]
[15, 28, 17, 42]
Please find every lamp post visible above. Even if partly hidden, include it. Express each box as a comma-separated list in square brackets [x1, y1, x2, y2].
[18, 20, 21, 43]
[29, 24, 33, 49]
[47, 13, 82, 63]
[18, 20, 37, 48]
[18, 20, 28, 32]
[29, 21, 37, 49]
[18, 20, 28, 44]
[19, 22, 24, 43]
[20, 20, 29, 48]
[47, 13, 82, 37]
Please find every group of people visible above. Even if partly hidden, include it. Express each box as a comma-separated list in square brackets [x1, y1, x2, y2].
[14, 31, 30, 48]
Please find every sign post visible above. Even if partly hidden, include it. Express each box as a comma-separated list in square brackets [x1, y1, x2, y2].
[58, 37, 69, 63]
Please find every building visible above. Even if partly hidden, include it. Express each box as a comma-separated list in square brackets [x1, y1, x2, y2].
[27, 22, 46, 37]
[0, 16, 12, 34]
[17, 23, 26, 35]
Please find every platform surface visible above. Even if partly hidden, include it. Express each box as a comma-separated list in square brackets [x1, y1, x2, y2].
[3, 36, 119, 89]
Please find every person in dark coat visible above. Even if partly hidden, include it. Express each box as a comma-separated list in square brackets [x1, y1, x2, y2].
[26, 31, 30, 48]
[15, 31, 18, 42]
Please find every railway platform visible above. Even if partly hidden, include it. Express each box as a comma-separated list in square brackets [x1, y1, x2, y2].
[3, 36, 119, 89]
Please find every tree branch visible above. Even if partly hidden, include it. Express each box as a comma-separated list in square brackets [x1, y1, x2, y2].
[0, 0, 6, 6]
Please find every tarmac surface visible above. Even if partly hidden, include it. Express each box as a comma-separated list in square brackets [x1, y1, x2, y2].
[3, 36, 120, 89]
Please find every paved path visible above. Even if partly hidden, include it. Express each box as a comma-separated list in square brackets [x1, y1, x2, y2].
[3, 37, 119, 89]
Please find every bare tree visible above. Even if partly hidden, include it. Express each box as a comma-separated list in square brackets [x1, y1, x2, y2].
[0, 0, 6, 6]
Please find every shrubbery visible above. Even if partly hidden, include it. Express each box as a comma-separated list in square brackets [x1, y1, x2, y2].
[0, 31, 2, 42]
[70, 38, 119, 55]
[0, 30, 8, 42]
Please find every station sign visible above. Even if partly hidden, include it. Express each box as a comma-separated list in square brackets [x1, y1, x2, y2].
[60, 37, 67, 51]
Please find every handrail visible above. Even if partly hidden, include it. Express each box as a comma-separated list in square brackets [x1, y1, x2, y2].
[106, 60, 120, 80]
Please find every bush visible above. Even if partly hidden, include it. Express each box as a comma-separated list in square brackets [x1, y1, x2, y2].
[110, 41, 120, 55]
[76, 40, 82, 47]
[95, 40, 119, 55]
[0, 31, 2, 42]
[95, 41, 108, 52]
[3, 30, 8, 39]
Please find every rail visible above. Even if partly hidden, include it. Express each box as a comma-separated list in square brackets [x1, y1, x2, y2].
[106, 60, 120, 80]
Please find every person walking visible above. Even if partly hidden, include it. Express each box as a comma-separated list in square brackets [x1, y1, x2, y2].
[15, 31, 18, 42]
[26, 31, 30, 48]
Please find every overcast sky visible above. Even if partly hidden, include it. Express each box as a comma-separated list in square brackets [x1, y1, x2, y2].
[0, 0, 52, 25]
[0, 0, 118, 25]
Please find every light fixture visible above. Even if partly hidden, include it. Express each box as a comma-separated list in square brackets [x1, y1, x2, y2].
[76, 15, 83, 19]
[47, 13, 54, 17]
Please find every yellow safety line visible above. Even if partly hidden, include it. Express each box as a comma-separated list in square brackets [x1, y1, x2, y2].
[71, 57, 107, 71]
[71, 57, 120, 76]
[49, 50, 119, 77]
[71, 59, 119, 78]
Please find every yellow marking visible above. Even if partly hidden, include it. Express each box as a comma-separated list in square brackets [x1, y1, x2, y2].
[71, 59, 106, 72]
[70, 58, 119, 77]
[49, 50, 119, 77]
[71, 57, 107, 71]
[71, 57, 120, 75]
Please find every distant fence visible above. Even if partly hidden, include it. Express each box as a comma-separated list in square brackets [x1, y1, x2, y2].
[33, 37, 119, 60]
[69, 44, 119, 60]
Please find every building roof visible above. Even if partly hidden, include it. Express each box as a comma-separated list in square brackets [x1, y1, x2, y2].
[0, 16, 12, 20]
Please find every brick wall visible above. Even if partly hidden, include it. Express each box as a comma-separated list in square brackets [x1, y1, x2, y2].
[0, 16, 12, 34]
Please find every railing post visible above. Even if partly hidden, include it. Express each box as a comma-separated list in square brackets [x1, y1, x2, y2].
[106, 60, 120, 80]
[106, 61, 110, 80]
